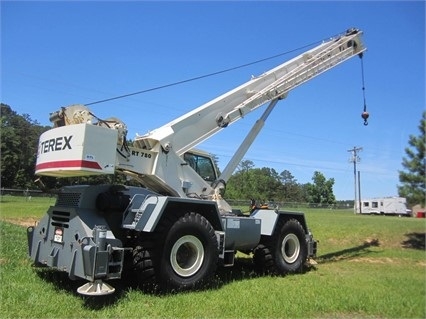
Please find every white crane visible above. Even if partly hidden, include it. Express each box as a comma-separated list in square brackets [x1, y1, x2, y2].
[28, 28, 367, 296]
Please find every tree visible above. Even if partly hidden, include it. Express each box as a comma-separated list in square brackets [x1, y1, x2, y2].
[226, 161, 281, 201]
[306, 171, 336, 205]
[226, 159, 334, 203]
[1, 104, 49, 188]
[237, 159, 255, 172]
[398, 111, 425, 207]
[255, 167, 281, 201]
[279, 170, 306, 202]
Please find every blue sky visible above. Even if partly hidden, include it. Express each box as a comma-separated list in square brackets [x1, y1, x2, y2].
[1, 1, 425, 200]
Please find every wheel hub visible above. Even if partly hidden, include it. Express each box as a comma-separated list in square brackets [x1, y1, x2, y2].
[281, 233, 300, 264]
[170, 235, 204, 277]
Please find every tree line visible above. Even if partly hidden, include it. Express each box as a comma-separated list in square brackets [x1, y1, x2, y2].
[225, 160, 335, 205]
[1, 103, 424, 207]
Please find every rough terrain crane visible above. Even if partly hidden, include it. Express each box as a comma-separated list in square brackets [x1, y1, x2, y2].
[27, 28, 366, 296]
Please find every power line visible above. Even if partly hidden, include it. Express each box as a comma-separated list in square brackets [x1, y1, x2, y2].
[85, 32, 345, 106]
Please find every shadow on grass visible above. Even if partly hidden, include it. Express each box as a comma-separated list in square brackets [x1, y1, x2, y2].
[316, 238, 380, 264]
[401, 232, 425, 250]
[35, 256, 314, 309]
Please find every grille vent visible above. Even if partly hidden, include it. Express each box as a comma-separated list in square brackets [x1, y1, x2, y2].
[56, 192, 81, 207]
[51, 210, 70, 228]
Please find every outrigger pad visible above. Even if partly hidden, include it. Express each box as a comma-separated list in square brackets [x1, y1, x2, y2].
[77, 280, 115, 296]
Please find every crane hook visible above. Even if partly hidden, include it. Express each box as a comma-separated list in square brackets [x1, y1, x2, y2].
[359, 52, 369, 126]
[361, 111, 369, 126]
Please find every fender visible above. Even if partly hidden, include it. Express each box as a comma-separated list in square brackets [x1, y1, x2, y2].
[250, 209, 309, 236]
[128, 196, 224, 233]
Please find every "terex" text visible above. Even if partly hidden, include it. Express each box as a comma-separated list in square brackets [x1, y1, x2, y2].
[39, 136, 73, 154]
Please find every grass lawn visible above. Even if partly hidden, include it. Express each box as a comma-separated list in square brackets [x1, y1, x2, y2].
[1, 195, 425, 318]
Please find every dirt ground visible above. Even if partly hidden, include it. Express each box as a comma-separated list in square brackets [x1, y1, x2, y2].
[2, 217, 40, 228]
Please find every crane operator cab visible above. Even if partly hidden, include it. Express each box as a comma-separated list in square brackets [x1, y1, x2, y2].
[183, 150, 218, 184]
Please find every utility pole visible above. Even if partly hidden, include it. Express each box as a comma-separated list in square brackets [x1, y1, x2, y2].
[358, 170, 362, 214]
[348, 146, 362, 214]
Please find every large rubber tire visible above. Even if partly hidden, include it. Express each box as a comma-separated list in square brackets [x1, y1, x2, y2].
[157, 212, 218, 291]
[132, 243, 156, 286]
[254, 218, 308, 275]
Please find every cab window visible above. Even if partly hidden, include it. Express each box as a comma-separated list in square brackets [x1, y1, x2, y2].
[184, 152, 217, 182]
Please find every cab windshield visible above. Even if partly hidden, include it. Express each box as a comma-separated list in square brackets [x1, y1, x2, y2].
[184, 152, 217, 182]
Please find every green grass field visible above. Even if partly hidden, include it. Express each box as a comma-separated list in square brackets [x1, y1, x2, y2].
[1, 195, 425, 318]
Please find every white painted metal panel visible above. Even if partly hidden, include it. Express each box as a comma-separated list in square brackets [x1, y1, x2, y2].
[35, 124, 118, 177]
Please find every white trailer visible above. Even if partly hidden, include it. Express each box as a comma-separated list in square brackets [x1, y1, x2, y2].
[358, 197, 411, 216]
